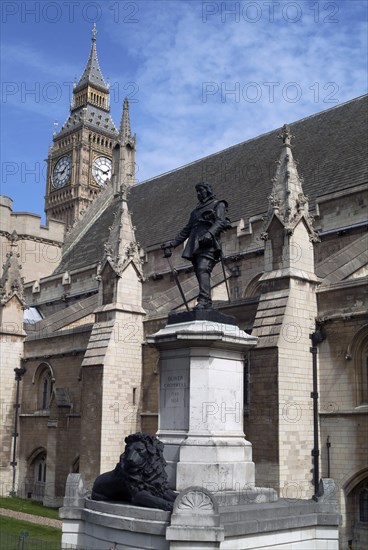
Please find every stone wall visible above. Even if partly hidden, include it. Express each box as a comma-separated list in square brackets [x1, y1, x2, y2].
[0, 329, 26, 494]
[18, 328, 90, 502]
[277, 276, 317, 500]
[79, 365, 103, 489]
[0, 196, 64, 284]
[141, 317, 166, 434]
[245, 347, 279, 491]
[318, 315, 368, 547]
[98, 309, 145, 474]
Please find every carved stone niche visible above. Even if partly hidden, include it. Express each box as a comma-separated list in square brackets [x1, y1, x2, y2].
[166, 486, 225, 548]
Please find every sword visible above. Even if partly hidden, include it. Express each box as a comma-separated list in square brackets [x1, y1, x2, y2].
[162, 246, 190, 311]
[217, 241, 231, 303]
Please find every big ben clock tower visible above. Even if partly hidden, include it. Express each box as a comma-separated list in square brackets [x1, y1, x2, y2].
[45, 25, 127, 227]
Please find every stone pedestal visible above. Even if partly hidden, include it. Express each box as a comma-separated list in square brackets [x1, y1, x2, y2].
[147, 316, 258, 492]
[61, 475, 339, 550]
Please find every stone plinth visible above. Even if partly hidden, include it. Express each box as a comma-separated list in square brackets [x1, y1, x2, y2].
[147, 318, 258, 491]
[61, 476, 339, 550]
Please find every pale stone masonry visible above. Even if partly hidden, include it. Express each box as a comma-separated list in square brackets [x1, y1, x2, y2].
[1, 228, 31, 491]
[0, 196, 64, 283]
[60, 475, 340, 549]
[0, 326, 27, 492]
[252, 126, 320, 499]
[0, 30, 366, 547]
[72, 175, 146, 486]
[148, 319, 259, 492]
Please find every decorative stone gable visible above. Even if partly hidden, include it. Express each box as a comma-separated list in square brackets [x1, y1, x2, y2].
[97, 189, 143, 309]
[0, 231, 26, 316]
[262, 124, 320, 276]
[263, 124, 318, 242]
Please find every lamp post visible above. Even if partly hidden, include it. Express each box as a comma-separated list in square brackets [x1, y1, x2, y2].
[10, 366, 26, 497]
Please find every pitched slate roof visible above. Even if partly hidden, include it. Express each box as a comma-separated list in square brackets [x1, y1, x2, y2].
[57, 103, 117, 137]
[316, 233, 368, 284]
[55, 198, 117, 274]
[56, 95, 368, 273]
[129, 95, 367, 248]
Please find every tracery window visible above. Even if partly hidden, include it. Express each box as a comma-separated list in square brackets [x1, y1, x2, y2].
[41, 373, 52, 409]
[361, 343, 368, 405]
[35, 363, 54, 411]
[36, 453, 47, 483]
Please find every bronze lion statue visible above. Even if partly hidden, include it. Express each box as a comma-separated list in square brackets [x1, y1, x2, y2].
[91, 432, 176, 511]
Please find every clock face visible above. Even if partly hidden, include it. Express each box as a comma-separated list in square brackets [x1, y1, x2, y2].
[92, 156, 112, 186]
[52, 156, 72, 188]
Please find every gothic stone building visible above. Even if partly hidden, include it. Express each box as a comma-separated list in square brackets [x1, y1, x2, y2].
[0, 32, 367, 549]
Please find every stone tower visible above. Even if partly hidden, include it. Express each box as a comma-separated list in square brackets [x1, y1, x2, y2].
[0, 235, 27, 492]
[79, 184, 145, 484]
[44, 25, 120, 228]
[251, 124, 320, 499]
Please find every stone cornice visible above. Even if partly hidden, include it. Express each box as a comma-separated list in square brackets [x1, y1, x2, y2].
[317, 276, 368, 293]
[0, 230, 63, 248]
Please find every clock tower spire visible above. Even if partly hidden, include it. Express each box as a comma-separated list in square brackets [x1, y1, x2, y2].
[45, 26, 119, 228]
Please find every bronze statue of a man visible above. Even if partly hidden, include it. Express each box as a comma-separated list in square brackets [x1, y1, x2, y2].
[162, 182, 230, 310]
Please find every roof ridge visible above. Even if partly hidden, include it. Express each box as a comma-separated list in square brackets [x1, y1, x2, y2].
[135, 94, 368, 188]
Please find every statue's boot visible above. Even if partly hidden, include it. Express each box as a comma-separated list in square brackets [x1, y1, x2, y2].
[193, 299, 212, 310]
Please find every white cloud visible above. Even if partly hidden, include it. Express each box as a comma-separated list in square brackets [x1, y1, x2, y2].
[109, 0, 367, 181]
[1, 0, 367, 215]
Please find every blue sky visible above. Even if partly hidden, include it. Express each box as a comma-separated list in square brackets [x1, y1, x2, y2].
[1, 0, 367, 221]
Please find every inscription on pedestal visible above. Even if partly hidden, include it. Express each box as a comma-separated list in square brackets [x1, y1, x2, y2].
[160, 370, 189, 431]
[163, 374, 187, 406]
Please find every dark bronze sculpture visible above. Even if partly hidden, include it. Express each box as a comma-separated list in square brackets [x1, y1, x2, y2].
[91, 433, 176, 511]
[162, 182, 230, 310]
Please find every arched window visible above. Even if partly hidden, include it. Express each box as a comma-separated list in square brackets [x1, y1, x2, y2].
[41, 373, 52, 409]
[346, 326, 368, 406]
[360, 487, 368, 522]
[344, 470, 368, 548]
[243, 273, 263, 299]
[26, 448, 47, 501]
[34, 363, 54, 411]
[36, 453, 47, 483]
